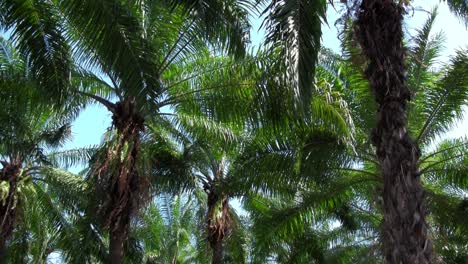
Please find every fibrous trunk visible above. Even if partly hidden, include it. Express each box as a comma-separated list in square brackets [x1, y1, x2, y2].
[207, 190, 231, 264]
[0, 239, 5, 264]
[109, 221, 126, 264]
[0, 162, 21, 262]
[94, 99, 145, 264]
[355, 0, 432, 263]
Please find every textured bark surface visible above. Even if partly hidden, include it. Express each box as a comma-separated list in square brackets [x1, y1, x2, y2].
[95, 99, 146, 264]
[207, 190, 231, 264]
[0, 161, 21, 262]
[109, 223, 126, 264]
[211, 240, 223, 264]
[0, 235, 6, 264]
[355, 0, 432, 263]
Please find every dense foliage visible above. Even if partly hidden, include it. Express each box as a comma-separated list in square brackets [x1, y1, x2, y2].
[0, 0, 467, 263]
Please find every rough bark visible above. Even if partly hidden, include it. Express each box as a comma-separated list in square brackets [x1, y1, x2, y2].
[0, 162, 20, 263]
[95, 99, 146, 264]
[211, 239, 223, 264]
[108, 224, 126, 264]
[0, 238, 6, 264]
[207, 190, 231, 264]
[355, 0, 432, 263]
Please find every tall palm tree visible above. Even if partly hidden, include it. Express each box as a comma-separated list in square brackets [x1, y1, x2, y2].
[342, 11, 468, 259]
[0, 36, 78, 261]
[178, 140, 248, 264]
[49, 1, 252, 262]
[0, 90, 77, 262]
[69, 50, 258, 263]
[145, 57, 260, 263]
[336, 15, 467, 260]
[242, 9, 467, 257]
[353, 1, 467, 262]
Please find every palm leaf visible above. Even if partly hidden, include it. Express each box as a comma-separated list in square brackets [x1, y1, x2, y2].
[169, 0, 251, 58]
[57, 0, 160, 103]
[259, 0, 327, 114]
[414, 49, 468, 145]
[443, 0, 468, 26]
[0, 0, 72, 106]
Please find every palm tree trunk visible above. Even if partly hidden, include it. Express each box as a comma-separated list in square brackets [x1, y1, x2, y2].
[95, 99, 145, 264]
[211, 240, 223, 264]
[0, 238, 6, 264]
[0, 163, 20, 264]
[207, 191, 231, 264]
[355, 0, 432, 263]
[109, 226, 126, 264]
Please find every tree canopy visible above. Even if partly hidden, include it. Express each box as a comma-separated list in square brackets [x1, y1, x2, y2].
[0, 0, 467, 263]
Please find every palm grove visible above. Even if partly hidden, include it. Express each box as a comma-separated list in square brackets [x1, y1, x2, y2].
[0, 0, 467, 263]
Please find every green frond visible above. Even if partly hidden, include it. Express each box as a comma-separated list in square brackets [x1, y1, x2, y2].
[259, 0, 327, 114]
[442, 0, 468, 26]
[71, 67, 117, 103]
[48, 147, 97, 170]
[426, 190, 468, 240]
[144, 138, 195, 194]
[413, 49, 468, 145]
[319, 48, 375, 137]
[38, 167, 88, 215]
[230, 124, 356, 197]
[407, 7, 445, 94]
[160, 52, 265, 130]
[0, 36, 23, 69]
[136, 195, 201, 263]
[0, 0, 72, 106]
[172, 112, 241, 146]
[245, 174, 371, 251]
[421, 138, 468, 191]
[58, 0, 160, 102]
[170, 0, 252, 58]
[224, 211, 249, 264]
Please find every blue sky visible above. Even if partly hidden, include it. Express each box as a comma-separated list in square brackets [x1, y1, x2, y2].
[68, 0, 467, 157]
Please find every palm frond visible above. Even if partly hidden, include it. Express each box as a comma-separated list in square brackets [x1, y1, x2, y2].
[407, 7, 444, 94]
[259, 0, 327, 114]
[443, 0, 468, 26]
[0, 0, 72, 106]
[414, 49, 468, 145]
[58, 0, 160, 102]
[421, 138, 468, 191]
[170, 0, 252, 58]
[48, 147, 97, 170]
[224, 211, 249, 263]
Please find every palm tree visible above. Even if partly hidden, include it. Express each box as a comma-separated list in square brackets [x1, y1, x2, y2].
[0, 36, 78, 261]
[352, 1, 467, 262]
[242, 8, 467, 258]
[48, 1, 252, 262]
[179, 140, 249, 264]
[145, 70, 257, 263]
[0, 91, 77, 262]
[280, 9, 468, 262]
